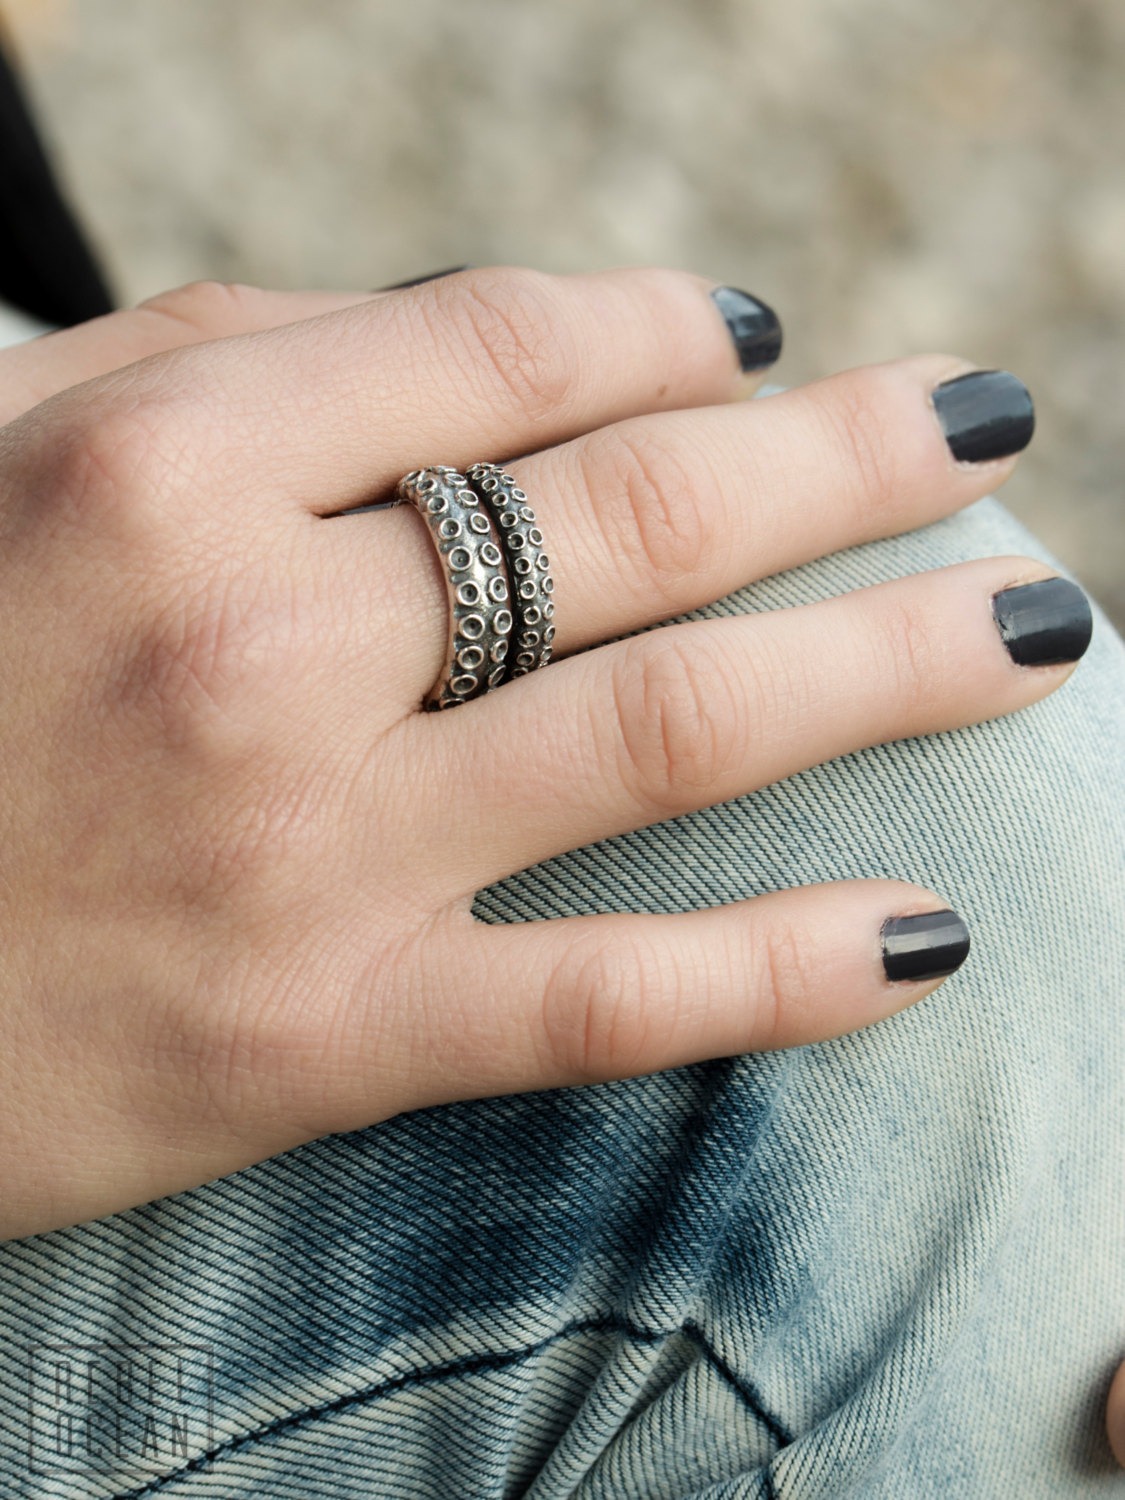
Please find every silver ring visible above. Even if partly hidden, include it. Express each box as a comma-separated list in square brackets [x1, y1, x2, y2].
[394, 466, 513, 710]
[464, 462, 555, 680]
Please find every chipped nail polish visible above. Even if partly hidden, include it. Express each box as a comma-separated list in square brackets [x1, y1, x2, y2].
[992, 577, 1093, 667]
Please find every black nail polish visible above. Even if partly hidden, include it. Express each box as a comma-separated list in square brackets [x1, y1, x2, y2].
[932, 370, 1035, 464]
[375, 265, 472, 291]
[710, 286, 783, 372]
[992, 577, 1093, 667]
[882, 910, 970, 983]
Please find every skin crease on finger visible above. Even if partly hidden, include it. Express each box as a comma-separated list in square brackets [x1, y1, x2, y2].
[0, 262, 1089, 1322]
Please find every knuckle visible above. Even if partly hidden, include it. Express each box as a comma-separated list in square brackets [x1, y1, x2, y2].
[825, 366, 906, 522]
[755, 623, 814, 739]
[136, 279, 262, 337]
[609, 634, 743, 817]
[753, 920, 818, 1047]
[446, 268, 578, 423]
[870, 591, 947, 722]
[111, 572, 294, 757]
[585, 423, 711, 610]
[539, 931, 660, 1083]
[36, 387, 198, 546]
[46, 398, 167, 528]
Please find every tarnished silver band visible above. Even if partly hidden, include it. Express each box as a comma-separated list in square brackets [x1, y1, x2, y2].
[464, 461, 555, 680]
[394, 466, 512, 710]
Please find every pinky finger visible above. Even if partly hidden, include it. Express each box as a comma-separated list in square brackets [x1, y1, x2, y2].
[406, 880, 970, 1104]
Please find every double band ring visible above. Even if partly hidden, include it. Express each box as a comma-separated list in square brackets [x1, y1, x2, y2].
[394, 463, 555, 710]
[464, 462, 555, 678]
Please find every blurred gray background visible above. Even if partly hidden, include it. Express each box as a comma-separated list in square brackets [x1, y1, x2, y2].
[6, 0, 1124, 626]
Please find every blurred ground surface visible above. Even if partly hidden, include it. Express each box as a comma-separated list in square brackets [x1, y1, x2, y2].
[5, 0, 1124, 626]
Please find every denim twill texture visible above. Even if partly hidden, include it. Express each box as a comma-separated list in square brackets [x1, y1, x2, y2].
[0, 494, 1122, 1499]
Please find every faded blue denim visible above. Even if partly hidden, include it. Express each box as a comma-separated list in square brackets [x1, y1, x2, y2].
[1, 493, 1123, 1497]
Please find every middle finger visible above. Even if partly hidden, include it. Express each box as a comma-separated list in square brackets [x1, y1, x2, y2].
[324, 353, 1034, 683]
[523, 354, 1033, 654]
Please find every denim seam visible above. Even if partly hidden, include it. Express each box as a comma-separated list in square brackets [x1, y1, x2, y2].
[111, 1314, 792, 1499]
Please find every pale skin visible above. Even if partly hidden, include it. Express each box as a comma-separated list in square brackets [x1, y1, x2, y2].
[0, 268, 1119, 1457]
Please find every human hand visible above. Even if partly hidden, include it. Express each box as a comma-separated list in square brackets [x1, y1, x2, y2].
[0, 268, 1089, 1238]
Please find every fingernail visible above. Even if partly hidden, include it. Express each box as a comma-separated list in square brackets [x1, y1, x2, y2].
[932, 369, 1035, 464]
[992, 577, 1093, 667]
[374, 265, 472, 291]
[710, 286, 783, 372]
[882, 909, 970, 983]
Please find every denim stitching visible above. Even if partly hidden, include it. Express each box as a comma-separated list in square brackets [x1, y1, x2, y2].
[112, 1314, 791, 1499]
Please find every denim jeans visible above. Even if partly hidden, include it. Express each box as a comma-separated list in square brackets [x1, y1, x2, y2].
[1, 492, 1123, 1498]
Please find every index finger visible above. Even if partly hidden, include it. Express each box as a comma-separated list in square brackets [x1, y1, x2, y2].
[0, 283, 382, 426]
[29, 268, 782, 522]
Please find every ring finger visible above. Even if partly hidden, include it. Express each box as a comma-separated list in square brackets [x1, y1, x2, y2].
[509, 353, 1034, 655]
[321, 350, 1036, 705]
[414, 555, 1092, 897]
